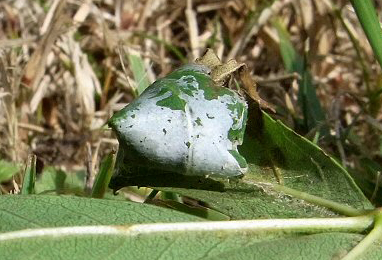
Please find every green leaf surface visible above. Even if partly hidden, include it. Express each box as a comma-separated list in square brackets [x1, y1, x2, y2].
[0, 195, 380, 260]
[204, 233, 382, 260]
[108, 53, 370, 221]
[0, 160, 19, 183]
[154, 199, 230, 221]
[0, 219, 380, 260]
[153, 111, 373, 219]
[0, 195, 204, 234]
[109, 63, 248, 180]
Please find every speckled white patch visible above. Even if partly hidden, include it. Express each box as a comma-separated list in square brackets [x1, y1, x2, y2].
[111, 67, 247, 178]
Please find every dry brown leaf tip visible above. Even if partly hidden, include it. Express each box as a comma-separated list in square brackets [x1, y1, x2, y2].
[196, 49, 245, 86]
[196, 49, 275, 112]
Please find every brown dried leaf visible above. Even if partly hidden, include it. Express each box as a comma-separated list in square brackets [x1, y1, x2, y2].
[238, 65, 275, 113]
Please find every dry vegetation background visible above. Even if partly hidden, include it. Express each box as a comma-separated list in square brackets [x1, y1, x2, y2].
[0, 0, 381, 201]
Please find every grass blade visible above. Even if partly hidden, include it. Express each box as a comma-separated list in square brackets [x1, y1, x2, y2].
[91, 152, 116, 198]
[21, 154, 37, 195]
[134, 32, 187, 63]
[350, 0, 382, 69]
[273, 19, 326, 135]
[127, 49, 151, 95]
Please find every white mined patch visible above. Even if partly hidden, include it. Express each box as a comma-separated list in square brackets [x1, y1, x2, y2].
[177, 75, 200, 92]
[112, 67, 247, 178]
[182, 89, 245, 177]
[116, 88, 189, 166]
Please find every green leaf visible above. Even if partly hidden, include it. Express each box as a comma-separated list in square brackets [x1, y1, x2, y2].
[20, 155, 36, 195]
[153, 111, 373, 219]
[0, 195, 204, 234]
[204, 233, 382, 260]
[2, 232, 381, 260]
[154, 199, 230, 221]
[0, 203, 380, 260]
[0, 160, 19, 183]
[108, 52, 370, 221]
[109, 63, 248, 181]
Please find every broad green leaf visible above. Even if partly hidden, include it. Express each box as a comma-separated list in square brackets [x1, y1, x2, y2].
[0, 160, 19, 183]
[154, 199, 230, 221]
[0, 215, 380, 260]
[1, 195, 380, 259]
[0, 195, 204, 233]
[152, 111, 373, 219]
[204, 233, 382, 260]
[109, 63, 248, 180]
[1, 233, 380, 260]
[107, 51, 371, 220]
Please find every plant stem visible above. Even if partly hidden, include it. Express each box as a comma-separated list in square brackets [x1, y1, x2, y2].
[269, 184, 369, 216]
[342, 208, 382, 260]
[0, 215, 374, 241]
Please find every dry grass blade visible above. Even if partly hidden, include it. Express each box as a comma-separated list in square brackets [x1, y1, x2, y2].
[0, 56, 17, 161]
[227, 0, 293, 60]
[185, 0, 200, 59]
[22, 0, 67, 91]
[68, 35, 101, 116]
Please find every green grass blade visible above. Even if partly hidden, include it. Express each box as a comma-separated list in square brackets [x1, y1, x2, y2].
[134, 32, 187, 63]
[273, 19, 326, 135]
[21, 155, 37, 195]
[127, 51, 151, 95]
[91, 152, 116, 198]
[350, 0, 382, 69]
[334, 8, 371, 93]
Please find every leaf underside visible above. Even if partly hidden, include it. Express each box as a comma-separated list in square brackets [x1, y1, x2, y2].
[119, 108, 372, 219]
